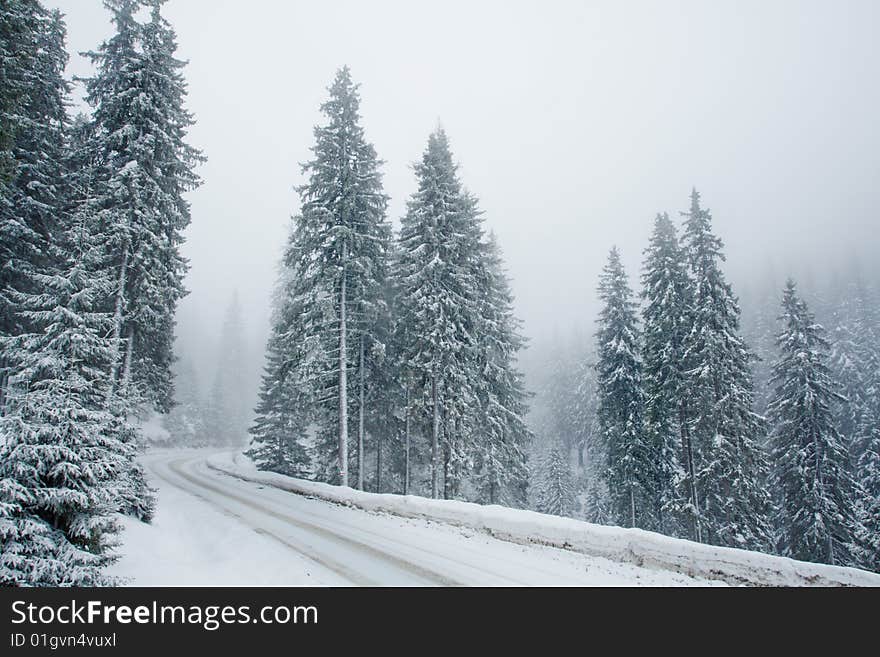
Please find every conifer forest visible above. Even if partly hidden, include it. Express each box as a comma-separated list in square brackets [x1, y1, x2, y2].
[0, 0, 877, 586]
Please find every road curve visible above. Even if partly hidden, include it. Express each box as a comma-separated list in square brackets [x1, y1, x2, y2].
[142, 450, 716, 586]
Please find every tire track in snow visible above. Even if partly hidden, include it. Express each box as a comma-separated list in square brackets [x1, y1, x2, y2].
[148, 456, 373, 585]
[161, 456, 465, 586]
[205, 459, 586, 585]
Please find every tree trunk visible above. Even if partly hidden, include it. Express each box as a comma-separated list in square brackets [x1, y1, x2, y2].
[357, 333, 365, 490]
[338, 242, 349, 487]
[681, 399, 701, 542]
[443, 443, 450, 500]
[630, 486, 636, 528]
[120, 325, 134, 397]
[431, 373, 439, 499]
[814, 426, 833, 564]
[404, 385, 411, 496]
[375, 432, 381, 493]
[0, 360, 8, 415]
[488, 443, 497, 505]
[109, 240, 130, 395]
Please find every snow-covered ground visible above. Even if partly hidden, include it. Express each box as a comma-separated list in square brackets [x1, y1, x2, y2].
[109, 449, 880, 587]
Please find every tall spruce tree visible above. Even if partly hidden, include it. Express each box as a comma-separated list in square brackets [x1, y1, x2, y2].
[0, 0, 48, 181]
[595, 247, 651, 529]
[291, 67, 389, 487]
[0, 210, 124, 585]
[767, 280, 863, 566]
[640, 212, 690, 536]
[680, 189, 771, 550]
[393, 128, 485, 499]
[0, 2, 70, 412]
[80, 0, 203, 412]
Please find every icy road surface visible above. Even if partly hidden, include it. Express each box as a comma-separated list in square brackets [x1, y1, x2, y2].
[109, 450, 723, 586]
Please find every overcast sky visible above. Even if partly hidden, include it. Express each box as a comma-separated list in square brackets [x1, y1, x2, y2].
[47, 0, 880, 383]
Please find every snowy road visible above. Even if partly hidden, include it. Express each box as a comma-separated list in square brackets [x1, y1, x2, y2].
[111, 450, 722, 586]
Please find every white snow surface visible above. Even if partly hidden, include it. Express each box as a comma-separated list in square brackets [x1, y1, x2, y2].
[109, 449, 879, 586]
[109, 450, 725, 586]
[206, 450, 880, 587]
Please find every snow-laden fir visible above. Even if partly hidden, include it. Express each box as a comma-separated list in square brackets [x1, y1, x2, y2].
[1, 0, 878, 586]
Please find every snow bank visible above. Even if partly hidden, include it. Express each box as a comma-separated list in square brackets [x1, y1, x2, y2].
[206, 451, 880, 587]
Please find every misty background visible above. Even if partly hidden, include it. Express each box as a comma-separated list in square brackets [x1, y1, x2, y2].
[47, 0, 880, 421]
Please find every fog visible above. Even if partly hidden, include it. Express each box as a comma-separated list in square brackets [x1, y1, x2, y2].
[48, 0, 880, 394]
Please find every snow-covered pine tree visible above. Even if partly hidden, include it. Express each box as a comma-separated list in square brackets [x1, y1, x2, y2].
[0, 0, 44, 182]
[535, 443, 575, 518]
[246, 331, 312, 478]
[67, 99, 155, 524]
[595, 247, 652, 529]
[80, 0, 203, 412]
[472, 231, 532, 507]
[856, 420, 879, 571]
[827, 274, 880, 467]
[573, 349, 610, 524]
[0, 2, 69, 412]
[0, 4, 146, 579]
[393, 128, 485, 499]
[767, 279, 864, 566]
[679, 189, 772, 551]
[291, 67, 390, 487]
[640, 212, 690, 537]
[0, 209, 124, 586]
[161, 357, 205, 447]
[204, 292, 248, 446]
[247, 249, 313, 478]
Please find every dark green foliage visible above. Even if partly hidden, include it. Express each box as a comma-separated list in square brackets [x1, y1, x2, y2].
[768, 280, 864, 566]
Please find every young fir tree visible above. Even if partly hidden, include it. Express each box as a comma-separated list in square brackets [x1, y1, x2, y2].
[535, 443, 575, 518]
[393, 128, 486, 499]
[679, 189, 772, 550]
[640, 212, 690, 537]
[595, 247, 652, 529]
[0, 2, 69, 412]
[0, 214, 124, 586]
[247, 252, 313, 478]
[205, 292, 248, 446]
[767, 280, 864, 566]
[246, 330, 312, 478]
[291, 67, 389, 487]
[80, 0, 203, 412]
